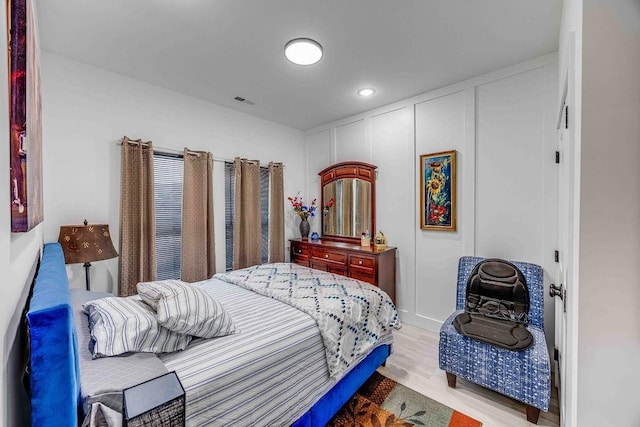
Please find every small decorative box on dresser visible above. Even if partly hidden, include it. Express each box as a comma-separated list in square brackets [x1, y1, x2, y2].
[290, 238, 397, 304]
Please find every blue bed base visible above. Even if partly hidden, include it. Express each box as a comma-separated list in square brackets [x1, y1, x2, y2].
[26, 243, 391, 426]
[27, 243, 80, 427]
[291, 344, 391, 427]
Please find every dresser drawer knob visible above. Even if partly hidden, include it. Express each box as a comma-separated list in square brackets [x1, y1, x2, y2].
[358, 260, 363, 265]
[298, 249, 302, 253]
[325, 254, 329, 258]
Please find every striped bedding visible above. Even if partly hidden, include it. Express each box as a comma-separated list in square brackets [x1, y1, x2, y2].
[214, 263, 399, 378]
[159, 277, 393, 426]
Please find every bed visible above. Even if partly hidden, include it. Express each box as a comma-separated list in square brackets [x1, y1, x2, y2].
[26, 242, 397, 426]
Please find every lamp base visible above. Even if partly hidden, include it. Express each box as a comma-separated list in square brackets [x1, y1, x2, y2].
[84, 262, 92, 291]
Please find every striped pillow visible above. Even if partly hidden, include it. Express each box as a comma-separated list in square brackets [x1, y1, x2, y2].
[136, 280, 236, 339]
[83, 296, 192, 358]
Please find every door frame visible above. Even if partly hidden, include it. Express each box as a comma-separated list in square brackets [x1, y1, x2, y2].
[556, 31, 580, 427]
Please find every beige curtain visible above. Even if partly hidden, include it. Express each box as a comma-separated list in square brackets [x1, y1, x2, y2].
[233, 158, 262, 269]
[268, 162, 285, 262]
[356, 179, 371, 235]
[119, 137, 156, 296]
[341, 179, 354, 236]
[181, 148, 215, 282]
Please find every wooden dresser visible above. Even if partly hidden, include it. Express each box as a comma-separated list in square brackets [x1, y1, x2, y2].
[290, 238, 397, 303]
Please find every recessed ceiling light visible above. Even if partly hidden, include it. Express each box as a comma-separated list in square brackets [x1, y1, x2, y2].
[284, 38, 323, 66]
[358, 88, 376, 97]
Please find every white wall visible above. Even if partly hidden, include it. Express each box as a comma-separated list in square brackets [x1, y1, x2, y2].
[371, 107, 413, 318]
[414, 90, 470, 329]
[305, 54, 559, 350]
[575, 1, 640, 425]
[40, 52, 306, 292]
[305, 129, 331, 237]
[0, 2, 44, 426]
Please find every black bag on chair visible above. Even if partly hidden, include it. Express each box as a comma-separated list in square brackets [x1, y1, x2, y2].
[453, 259, 533, 350]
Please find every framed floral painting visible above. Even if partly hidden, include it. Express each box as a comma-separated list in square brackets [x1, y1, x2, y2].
[420, 150, 456, 231]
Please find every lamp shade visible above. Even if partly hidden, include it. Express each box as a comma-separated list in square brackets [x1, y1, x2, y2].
[58, 223, 118, 264]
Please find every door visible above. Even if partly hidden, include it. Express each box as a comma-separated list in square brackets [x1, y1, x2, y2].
[554, 63, 576, 426]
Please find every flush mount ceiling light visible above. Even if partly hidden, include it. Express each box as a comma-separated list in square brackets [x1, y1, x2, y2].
[358, 88, 376, 97]
[284, 38, 323, 65]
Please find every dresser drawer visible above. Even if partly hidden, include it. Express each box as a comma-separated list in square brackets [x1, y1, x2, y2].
[310, 259, 347, 275]
[291, 242, 310, 266]
[292, 254, 310, 266]
[291, 243, 310, 257]
[348, 268, 376, 285]
[311, 249, 347, 265]
[349, 254, 376, 270]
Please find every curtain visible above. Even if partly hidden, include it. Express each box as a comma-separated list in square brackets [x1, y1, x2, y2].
[119, 136, 156, 296]
[341, 179, 354, 236]
[356, 179, 371, 235]
[181, 148, 215, 282]
[268, 162, 284, 262]
[233, 158, 262, 269]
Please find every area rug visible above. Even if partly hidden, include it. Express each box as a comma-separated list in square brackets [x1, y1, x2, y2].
[328, 372, 482, 427]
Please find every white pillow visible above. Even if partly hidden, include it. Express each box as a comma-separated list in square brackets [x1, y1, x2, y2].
[83, 295, 192, 358]
[136, 280, 236, 339]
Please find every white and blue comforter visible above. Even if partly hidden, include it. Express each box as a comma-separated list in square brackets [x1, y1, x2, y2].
[160, 276, 393, 426]
[214, 262, 399, 378]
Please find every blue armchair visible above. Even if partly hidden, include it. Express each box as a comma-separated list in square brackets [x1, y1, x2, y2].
[438, 257, 551, 424]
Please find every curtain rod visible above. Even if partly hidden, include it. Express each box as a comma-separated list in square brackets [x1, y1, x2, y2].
[116, 141, 234, 163]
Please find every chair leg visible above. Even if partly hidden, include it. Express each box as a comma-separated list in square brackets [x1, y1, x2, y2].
[446, 372, 457, 388]
[526, 405, 540, 424]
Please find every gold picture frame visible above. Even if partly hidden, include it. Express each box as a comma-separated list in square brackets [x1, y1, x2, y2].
[420, 150, 456, 231]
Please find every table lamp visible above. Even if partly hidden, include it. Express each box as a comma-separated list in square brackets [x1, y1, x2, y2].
[58, 220, 118, 290]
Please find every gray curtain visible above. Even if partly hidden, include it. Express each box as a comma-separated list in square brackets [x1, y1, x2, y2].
[119, 136, 156, 296]
[268, 162, 285, 263]
[233, 158, 262, 269]
[181, 148, 215, 282]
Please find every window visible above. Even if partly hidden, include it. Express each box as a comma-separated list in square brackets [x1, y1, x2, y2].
[224, 162, 269, 271]
[153, 152, 184, 280]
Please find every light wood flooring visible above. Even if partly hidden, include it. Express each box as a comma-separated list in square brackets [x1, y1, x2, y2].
[377, 323, 560, 427]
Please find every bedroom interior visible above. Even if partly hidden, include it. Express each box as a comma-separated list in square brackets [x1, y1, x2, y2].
[2, 1, 640, 427]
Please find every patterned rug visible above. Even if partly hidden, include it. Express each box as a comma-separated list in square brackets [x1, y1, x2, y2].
[328, 372, 482, 427]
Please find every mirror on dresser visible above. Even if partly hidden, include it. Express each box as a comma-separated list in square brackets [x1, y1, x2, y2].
[319, 161, 376, 243]
[289, 161, 397, 303]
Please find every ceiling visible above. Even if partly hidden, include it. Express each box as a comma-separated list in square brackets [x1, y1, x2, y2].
[36, 1, 562, 131]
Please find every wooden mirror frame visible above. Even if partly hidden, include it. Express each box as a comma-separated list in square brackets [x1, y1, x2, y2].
[319, 161, 377, 244]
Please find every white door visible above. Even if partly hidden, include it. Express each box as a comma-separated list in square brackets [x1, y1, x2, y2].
[554, 99, 570, 426]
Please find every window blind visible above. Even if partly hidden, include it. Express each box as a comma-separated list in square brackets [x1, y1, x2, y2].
[224, 162, 235, 271]
[153, 152, 184, 280]
[260, 166, 269, 264]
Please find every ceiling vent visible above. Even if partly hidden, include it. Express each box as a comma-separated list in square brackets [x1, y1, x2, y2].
[234, 96, 255, 105]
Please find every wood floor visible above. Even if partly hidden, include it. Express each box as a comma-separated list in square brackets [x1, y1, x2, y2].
[377, 323, 560, 427]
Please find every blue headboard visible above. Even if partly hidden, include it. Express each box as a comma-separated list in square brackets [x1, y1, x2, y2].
[27, 242, 80, 426]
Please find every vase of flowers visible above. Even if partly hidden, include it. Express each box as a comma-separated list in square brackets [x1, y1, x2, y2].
[299, 217, 311, 239]
[288, 194, 317, 239]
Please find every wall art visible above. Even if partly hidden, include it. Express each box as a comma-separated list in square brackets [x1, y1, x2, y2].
[9, 0, 43, 232]
[420, 150, 456, 231]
